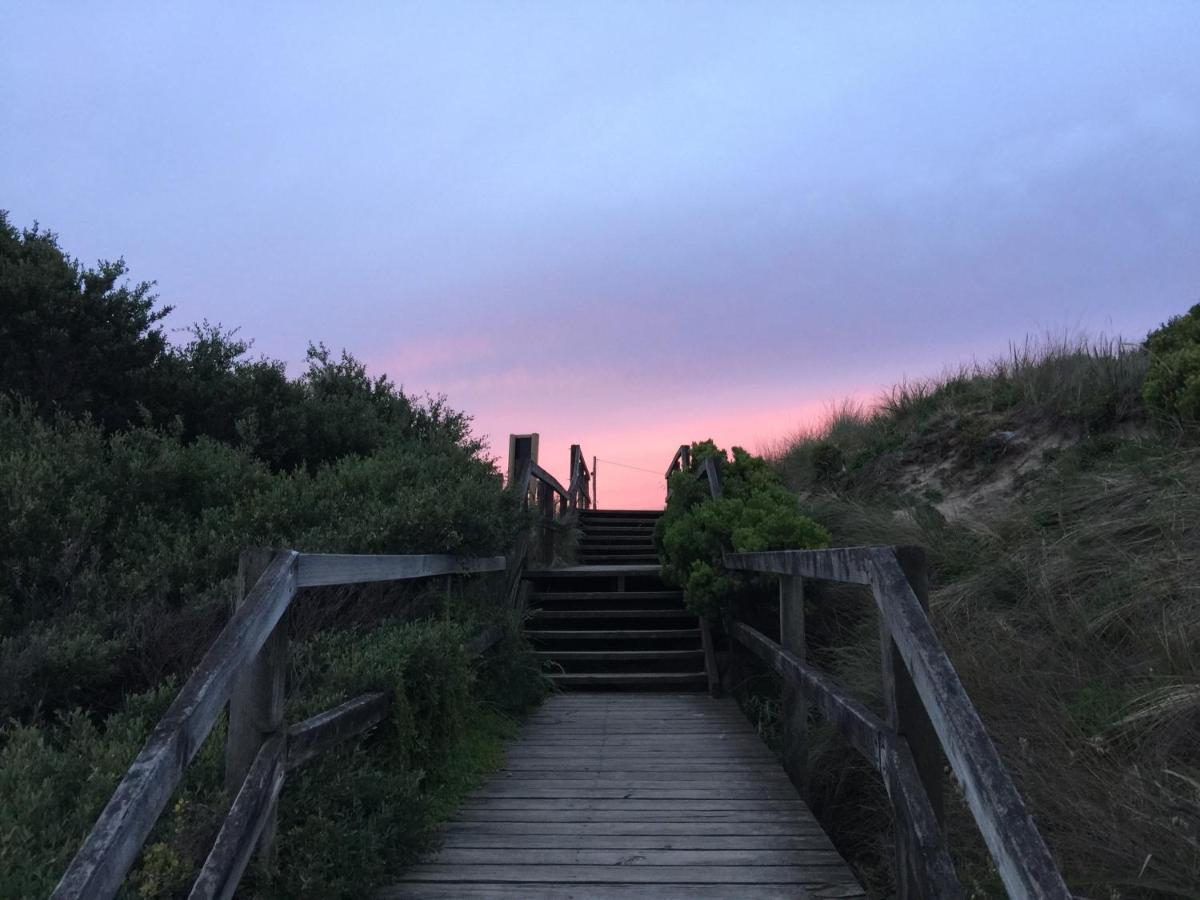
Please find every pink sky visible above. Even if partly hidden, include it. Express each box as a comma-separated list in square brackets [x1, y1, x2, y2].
[4, 4, 1198, 510]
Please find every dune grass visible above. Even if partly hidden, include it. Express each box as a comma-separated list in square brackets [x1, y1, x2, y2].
[753, 337, 1199, 897]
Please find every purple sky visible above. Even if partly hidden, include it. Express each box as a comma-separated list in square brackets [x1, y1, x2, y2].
[3, 4, 1198, 506]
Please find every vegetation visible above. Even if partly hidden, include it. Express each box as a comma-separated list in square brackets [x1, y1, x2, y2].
[761, 328, 1199, 896]
[655, 440, 829, 618]
[0, 213, 544, 897]
[1143, 302, 1200, 424]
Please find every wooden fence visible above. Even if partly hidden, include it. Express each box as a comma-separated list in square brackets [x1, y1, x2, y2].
[667, 445, 1070, 900]
[50, 550, 506, 900]
[53, 441, 589, 899]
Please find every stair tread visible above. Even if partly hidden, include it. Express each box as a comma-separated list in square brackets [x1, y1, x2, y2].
[532, 609, 693, 619]
[531, 628, 701, 640]
[534, 591, 682, 601]
[537, 649, 703, 659]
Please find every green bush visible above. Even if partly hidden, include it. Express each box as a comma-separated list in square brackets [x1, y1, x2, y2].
[1143, 303, 1200, 423]
[0, 612, 546, 899]
[655, 441, 829, 618]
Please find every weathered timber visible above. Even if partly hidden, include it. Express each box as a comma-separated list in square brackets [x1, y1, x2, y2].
[386, 693, 863, 897]
[729, 619, 961, 894]
[225, 549, 288, 868]
[866, 549, 1070, 898]
[699, 617, 720, 696]
[729, 620, 884, 760]
[285, 692, 391, 771]
[189, 734, 285, 900]
[529, 461, 568, 499]
[882, 546, 946, 897]
[297, 552, 504, 587]
[52, 550, 299, 900]
[779, 573, 806, 789]
[700, 456, 723, 498]
[724, 547, 881, 584]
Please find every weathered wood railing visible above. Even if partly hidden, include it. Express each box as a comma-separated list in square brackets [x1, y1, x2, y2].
[52, 549, 506, 900]
[510, 443, 590, 569]
[665, 448, 1070, 899]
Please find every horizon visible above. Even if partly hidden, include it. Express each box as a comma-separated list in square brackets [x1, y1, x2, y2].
[3, 4, 1198, 506]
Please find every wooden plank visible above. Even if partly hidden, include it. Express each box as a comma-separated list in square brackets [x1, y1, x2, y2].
[224, 549, 287, 867]
[451, 810, 824, 823]
[396, 863, 859, 885]
[189, 735, 285, 900]
[437, 834, 833, 850]
[446, 825, 830, 840]
[881, 546, 947, 898]
[382, 884, 865, 899]
[285, 692, 390, 771]
[432, 848, 847, 865]
[699, 617, 720, 697]
[296, 552, 504, 587]
[779, 573, 806, 789]
[866, 549, 1070, 899]
[528, 461, 568, 498]
[463, 801, 801, 816]
[724, 547, 879, 584]
[51, 550, 299, 900]
[532, 628, 699, 639]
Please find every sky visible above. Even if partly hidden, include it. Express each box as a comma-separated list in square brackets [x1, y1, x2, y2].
[3, 3, 1198, 507]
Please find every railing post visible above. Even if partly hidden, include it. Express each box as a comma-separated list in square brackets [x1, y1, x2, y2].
[225, 548, 288, 870]
[538, 482, 555, 563]
[779, 574, 807, 790]
[881, 546, 944, 897]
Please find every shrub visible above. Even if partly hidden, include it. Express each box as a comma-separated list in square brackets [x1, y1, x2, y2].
[655, 441, 829, 618]
[1143, 303, 1200, 423]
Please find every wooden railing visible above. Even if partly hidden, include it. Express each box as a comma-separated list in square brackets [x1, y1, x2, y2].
[665, 448, 1070, 899]
[51, 549, 506, 900]
[510, 444, 590, 568]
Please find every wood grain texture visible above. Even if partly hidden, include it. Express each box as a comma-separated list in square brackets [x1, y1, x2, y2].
[385, 693, 863, 898]
[285, 692, 390, 771]
[189, 734, 285, 900]
[866, 549, 1070, 899]
[51, 550, 299, 900]
[297, 552, 504, 587]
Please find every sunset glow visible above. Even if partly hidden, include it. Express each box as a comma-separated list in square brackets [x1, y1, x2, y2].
[4, 4, 1198, 507]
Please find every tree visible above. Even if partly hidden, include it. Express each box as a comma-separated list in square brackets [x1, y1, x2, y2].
[0, 211, 171, 429]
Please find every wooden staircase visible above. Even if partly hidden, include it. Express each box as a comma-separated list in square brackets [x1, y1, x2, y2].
[526, 509, 707, 691]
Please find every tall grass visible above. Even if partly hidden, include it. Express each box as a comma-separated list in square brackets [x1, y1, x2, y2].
[762, 336, 1199, 896]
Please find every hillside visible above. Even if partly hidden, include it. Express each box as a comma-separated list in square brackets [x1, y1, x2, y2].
[0, 214, 546, 898]
[769, 331, 1199, 896]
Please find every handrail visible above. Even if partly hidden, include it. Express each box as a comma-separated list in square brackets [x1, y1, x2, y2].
[665, 446, 1069, 899]
[52, 548, 511, 900]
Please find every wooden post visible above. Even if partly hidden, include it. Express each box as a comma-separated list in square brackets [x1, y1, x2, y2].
[538, 482, 554, 563]
[779, 575, 807, 791]
[881, 546, 944, 897]
[225, 548, 288, 870]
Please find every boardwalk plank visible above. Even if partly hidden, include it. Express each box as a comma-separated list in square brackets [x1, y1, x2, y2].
[383, 693, 863, 898]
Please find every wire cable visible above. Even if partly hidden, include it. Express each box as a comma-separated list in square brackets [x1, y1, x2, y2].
[595, 458, 664, 477]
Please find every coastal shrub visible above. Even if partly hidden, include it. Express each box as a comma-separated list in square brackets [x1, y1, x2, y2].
[0, 611, 546, 899]
[1143, 302, 1200, 423]
[655, 441, 829, 618]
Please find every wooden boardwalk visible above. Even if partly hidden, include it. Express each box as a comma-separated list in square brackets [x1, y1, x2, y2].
[382, 692, 864, 899]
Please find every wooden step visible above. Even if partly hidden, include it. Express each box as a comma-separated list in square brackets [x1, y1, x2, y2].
[536, 650, 704, 661]
[531, 609, 693, 620]
[530, 629, 700, 641]
[547, 672, 707, 688]
[534, 591, 682, 602]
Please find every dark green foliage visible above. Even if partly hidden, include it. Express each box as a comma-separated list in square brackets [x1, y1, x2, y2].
[0, 400, 517, 722]
[1143, 303, 1200, 423]
[0, 613, 545, 899]
[0, 212, 170, 431]
[655, 441, 829, 618]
